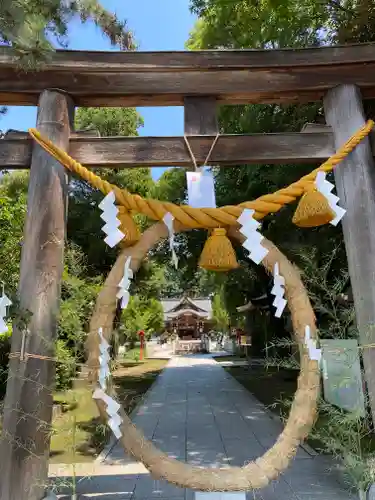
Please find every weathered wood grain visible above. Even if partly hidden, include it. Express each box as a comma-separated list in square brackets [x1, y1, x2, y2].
[1, 45, 375, 106]
[2, 43, 375, 71]
[184, 96, 218, 136]
[324, 84, 375, 427]
[184, 96, 218, 171]
[0, 131, 340, 169]
[0, 90, 73, 500]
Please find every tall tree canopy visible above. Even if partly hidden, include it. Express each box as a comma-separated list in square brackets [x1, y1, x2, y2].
[0, 0, 134, 67]
[184, 0, 375, 336]
[188, 0, 375, 48]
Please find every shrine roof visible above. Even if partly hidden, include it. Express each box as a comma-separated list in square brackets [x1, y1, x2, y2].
[161, 297, 212, 320]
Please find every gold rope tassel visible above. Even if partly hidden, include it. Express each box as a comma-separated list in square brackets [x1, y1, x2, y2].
[199, 228, 239, 272]
[292, 186, 335, 228]
[118, 206, 141, 247]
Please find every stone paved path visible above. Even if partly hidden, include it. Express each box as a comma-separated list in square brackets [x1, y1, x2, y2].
[146, 340, 174, 359]
[56, 355, 357, 499]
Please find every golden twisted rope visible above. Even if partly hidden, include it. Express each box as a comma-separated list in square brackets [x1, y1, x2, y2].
[29, 120, 374, 229]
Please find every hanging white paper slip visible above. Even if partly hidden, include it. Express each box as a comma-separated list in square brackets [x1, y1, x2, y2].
[186, 171, 216, 208]
[195, 493, 246, 500]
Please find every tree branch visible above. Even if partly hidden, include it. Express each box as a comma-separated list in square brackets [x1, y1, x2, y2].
[75, 0, 135, 50]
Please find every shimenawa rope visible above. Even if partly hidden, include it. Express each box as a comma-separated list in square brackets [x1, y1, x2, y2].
[28, 120, 374, 229]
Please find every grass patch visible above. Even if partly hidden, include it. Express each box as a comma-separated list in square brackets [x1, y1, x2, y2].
[48, 357, 167, 464]
[123, 346, 144, 363]
[213, 355, 246, 363]
[0, 352, 166, 465]
[51, 387, 103, 464]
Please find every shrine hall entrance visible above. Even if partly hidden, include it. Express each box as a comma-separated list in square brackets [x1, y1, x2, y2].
[161, 297, 213, 340]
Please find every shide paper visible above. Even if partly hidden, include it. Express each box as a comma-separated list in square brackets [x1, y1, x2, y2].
[117, 256, 133, 309]
[93, 328, 123, 439]
[98, 327, 110, 390]
[99, 191, 125, 248]
[0, 291, 11, 334]
[237, 209, 268, 265]
[163, 212, 178, 269]
[315, 171, 346, 226]
[304, 325, 322, 362]
[93, 388, 123, 439]
[271, 263, 287, 318]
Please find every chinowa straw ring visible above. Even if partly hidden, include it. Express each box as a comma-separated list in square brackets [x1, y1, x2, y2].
[85, 222, 320, 491]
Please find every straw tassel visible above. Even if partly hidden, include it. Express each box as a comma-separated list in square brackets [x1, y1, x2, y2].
[292, 185, 335, 228]
[118, 206, 141, 247]
[199, 228, 239, 272]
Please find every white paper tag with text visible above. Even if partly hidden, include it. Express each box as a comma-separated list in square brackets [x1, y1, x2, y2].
[186, 170, 216, 208]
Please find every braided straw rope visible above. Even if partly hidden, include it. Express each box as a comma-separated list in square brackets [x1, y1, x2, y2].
[86, 222, 320, 491]
[29, 120, 374, 229]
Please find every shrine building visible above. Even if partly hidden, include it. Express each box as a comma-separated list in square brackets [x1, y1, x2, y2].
[161, 297, 213, 340]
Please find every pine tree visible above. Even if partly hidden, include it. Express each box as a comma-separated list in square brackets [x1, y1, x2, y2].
[0, 0, 134, 68]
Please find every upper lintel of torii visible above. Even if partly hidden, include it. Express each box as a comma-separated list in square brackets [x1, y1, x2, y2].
[1, 43, 375, 107]
[2, 42, 375, 171]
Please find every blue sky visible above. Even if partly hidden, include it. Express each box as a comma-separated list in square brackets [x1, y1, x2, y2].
[2, 0, 197, 179]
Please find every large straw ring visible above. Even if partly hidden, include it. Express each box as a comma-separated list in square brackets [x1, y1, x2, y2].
[86, 222, 320, 491]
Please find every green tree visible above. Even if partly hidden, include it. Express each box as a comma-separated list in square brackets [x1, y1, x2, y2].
[143, 298, 164, 334]
[1, 0, 134, 67]
[189, 0, 375, 49]
[188, 1, 326, 50]
[120, 295, 164, 345]
[75, 107, 143, 137]
[0, 173, 102, 391]
[151, 167, 187, 204]
[212, 289, 229, 333]
[185, 0, 357, 322]
[59, 243, 101, 359]
[69, 106, 153, 276]
[0, 172, 28, 292]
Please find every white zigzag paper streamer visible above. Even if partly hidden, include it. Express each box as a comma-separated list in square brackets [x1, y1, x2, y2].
[93, 329, 123, 439]
[271, 263, 287, 318]
[98, 327, 110, 390]
[98, 191, 125, 248]
[315, 171, 346, 226]
[163, 212, 178, 269]
[0, 290, 12, 334]
[93, 388, 123, 439]
[237, 209, 269, 265]
[117, 256, 133, 309]
[304, 325, 322, 362]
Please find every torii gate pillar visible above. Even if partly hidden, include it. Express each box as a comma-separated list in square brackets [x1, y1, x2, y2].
[0, 90, 74, 500]
[324, 84, 375, 426]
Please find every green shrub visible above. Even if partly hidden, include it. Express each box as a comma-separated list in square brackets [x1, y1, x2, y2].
[124, 347, 146, 363]
[55, 340, 76, 391]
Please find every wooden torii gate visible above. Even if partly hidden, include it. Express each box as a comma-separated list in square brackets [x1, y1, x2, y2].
[1, 43, 375, 500]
